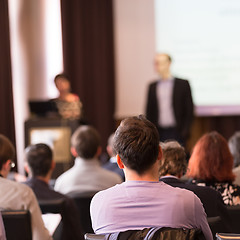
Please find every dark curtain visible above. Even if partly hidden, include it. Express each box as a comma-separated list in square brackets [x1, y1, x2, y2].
[60, 0, 115, 150]
[0, 1, 16, 150]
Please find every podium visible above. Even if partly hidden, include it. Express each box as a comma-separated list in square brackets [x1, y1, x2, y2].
[25, 117, 80, 178]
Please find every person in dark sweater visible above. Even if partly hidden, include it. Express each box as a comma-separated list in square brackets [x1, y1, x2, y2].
[159, 140, 231, 232]
[24, 143, 83, 240]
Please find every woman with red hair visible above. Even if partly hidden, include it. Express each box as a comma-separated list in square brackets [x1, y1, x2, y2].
[187, 131, 240, 205]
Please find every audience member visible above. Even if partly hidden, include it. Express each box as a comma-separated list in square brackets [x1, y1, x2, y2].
[0, 213, 6, 240]
[90, 115, 212, 240]
[53, 73, 82, 120]
[187, 131, 240, 205]
[228, 131, 240, 185]
[24, 143, 83, 240]
[0, 134, 52, 240]
[102, 133, 125, 181]
[54, 125, 122, 196]
[159, 140, 231, 231]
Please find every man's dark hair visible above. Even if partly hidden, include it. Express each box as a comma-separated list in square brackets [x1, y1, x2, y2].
[0, 134, 15, 170]
[159, 141, 187, 177]
[54, 73, 69, 84]
[228, 131, 240, 168]
[25, 143, 53, 177]
[113, 115, 159, 175]
[71, 125, 101, 159]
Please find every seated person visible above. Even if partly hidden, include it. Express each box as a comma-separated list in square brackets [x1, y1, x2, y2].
[0, 134, 52, 240]
[102, 133, 125, 181]
[0, 212, 6, 240]
[53, 73, 82, 120]
[159, 140, 231, 231]
[24, 143, 83, 240]
[54, 125, 122, 196]
[187, 131, 240, 205]
[228, 131, 240, 185]
[90, 115, 212, 240]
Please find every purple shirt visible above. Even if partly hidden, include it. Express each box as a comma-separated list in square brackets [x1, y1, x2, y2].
[90, 181, 212, 240]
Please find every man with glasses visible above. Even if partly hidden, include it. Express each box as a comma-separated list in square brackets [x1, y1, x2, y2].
[0, 134, 52, 240]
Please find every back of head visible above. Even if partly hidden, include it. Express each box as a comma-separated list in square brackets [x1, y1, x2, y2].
[228, 131, 240, 168]
[107, 133, 116, 157]
[187, 131, 235, 182]
[113, 115, 159, 175]
[54, 73, 69, 84]
[25, 143, 53, 177]
[71, 125, 101, 159]
[0, 134, 15, 170]
[159, 141, 186, 177]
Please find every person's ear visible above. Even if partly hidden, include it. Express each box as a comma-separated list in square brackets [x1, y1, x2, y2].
[116, 154, 124, 169]
[51, 160, 56, 170]
[157, 145, 163, 161]
[3, 160, 11, 171]
[24, 162, 30, 174]
[96, 146, 102, 157]
[71, 147, 78, 157]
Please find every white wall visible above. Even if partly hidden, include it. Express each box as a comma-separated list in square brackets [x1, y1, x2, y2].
[8, 0, 63, 174]
[113, 0, 157, 119]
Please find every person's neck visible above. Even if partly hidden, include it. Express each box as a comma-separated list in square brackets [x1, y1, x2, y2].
[160, 72, 171, 80]
[36, 175, 50, 184]
[0, 170, 8, 178]
[125, 164, 159, 182]
[59, 91, 70, 100]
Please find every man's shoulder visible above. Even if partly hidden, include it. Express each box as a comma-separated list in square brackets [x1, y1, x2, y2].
[148, 80, 158, 87]
[55, 166, 75, 183]
[0, 177, 36, 204]
[98, 167, 122, 182]
[92, 182, 122, 198]
[1, 177, 34, 192]
[174, 77, 189, 85]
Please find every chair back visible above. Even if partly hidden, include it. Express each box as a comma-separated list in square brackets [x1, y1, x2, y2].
[39, 199, 66, 240]
[39, 198, 65, 214]
[69, 191, 97, 234]
[207, 216, 224, 238]
[85, 227, 205, 240]
[1, 210, 32, 240]
[216, 233, 240, 240]
[226, 205, 240, 233]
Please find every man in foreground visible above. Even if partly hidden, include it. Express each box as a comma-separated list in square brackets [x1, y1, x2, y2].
[90, 115, 212, 240]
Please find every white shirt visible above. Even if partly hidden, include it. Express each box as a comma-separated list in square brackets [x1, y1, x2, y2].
[0, 213, 6, 240]
[0, 177, 52, 240]
[54, 157, 122, 195]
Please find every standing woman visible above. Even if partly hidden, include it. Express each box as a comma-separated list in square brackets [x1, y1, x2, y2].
[187, 131, 240, 205]
[53, 73, 82, 120]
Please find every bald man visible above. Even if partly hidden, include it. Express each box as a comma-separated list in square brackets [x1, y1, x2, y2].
[146, 53, 194, 145]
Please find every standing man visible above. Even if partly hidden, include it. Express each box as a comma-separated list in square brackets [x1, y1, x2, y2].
[146, 53, 194, 145]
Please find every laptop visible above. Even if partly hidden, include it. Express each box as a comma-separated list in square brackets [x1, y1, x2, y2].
[29, 100, 58, 117]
